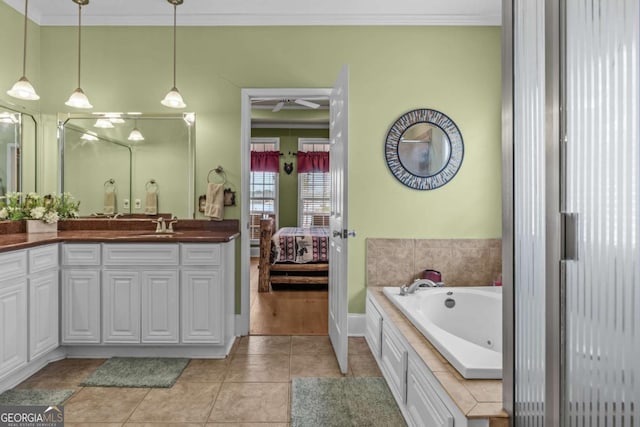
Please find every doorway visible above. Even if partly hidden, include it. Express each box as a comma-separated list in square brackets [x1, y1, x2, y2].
[239, 88, 333, 337]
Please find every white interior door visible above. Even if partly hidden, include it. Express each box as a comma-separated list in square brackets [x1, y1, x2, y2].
[329, 65, 349, 373]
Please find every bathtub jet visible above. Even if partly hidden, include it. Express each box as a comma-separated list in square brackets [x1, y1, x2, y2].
[383, 286, 502, 379]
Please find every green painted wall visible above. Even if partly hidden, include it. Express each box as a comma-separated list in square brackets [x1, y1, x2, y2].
[1, 2, 501, 313]
[252, 128, 330, 228]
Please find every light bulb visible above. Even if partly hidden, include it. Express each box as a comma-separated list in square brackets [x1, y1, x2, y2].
[161, 87, 186, 109]
[7, 76, 40, 101]
[65, 88, 93, 109]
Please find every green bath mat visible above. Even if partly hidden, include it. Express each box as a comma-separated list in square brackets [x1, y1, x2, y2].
[0, 389, 74, 406]
[80, 357, 189, 388]
[291, 377, 406, 427]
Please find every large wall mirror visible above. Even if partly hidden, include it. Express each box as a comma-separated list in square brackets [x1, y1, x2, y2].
[385, 108, 464, 190]
[59, 113, 195, 218]
[0, 103, 37, 197]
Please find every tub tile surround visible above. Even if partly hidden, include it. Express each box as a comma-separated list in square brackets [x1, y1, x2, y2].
[369, 288, 508, 422]
[366, 238, 501, 287]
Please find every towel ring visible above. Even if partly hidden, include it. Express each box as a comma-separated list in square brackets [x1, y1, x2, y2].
[145, 179, 158, 192]
[104, 178, 116, 191]
[207, 166, 227, 184]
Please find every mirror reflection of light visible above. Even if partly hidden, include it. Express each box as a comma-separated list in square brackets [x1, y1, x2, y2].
[128, 127, 145, 142]
[94, 118, 114, 128]
[183, 112, 195, 126]
[0, 113, 19, 124]
[104, 112, 125, 124]
[81, 131, 99, 141]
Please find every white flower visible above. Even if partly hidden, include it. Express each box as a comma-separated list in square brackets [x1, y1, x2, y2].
[30, 206, 46, 220]
[0, 208, 7, 220]
[43, 211, 59, 224]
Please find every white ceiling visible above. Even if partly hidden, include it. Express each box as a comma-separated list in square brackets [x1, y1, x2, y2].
[3, 0, 501, 26]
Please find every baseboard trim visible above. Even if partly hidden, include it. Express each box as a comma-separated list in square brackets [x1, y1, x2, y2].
[348, 313, 366, 336]
[0, 348, 66, 393]
[63, 345, 229, 359]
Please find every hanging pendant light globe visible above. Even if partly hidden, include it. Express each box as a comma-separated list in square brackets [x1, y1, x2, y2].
[7, 0, 40, 101]
[128, 119, 145, 141]
[65, 0, 93, 109]
[161, 0, 186, 109]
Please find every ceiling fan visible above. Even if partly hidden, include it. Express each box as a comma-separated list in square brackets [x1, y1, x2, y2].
[252, 97, 322, 112]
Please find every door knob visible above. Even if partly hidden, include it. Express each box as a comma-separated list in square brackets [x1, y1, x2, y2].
[346, 230, 356, 238]
[332, 230, 342, 238]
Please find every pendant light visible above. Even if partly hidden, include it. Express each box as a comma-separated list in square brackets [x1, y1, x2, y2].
[7, 0, 39, 101]
[65, 0, 92, 109]
[128, 120, 145, 142]
[161, 0, 186, 109]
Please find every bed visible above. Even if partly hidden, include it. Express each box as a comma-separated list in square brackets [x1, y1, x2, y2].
[258, 218, 330, 292]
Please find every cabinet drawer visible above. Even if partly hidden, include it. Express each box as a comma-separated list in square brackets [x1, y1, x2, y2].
[62, 244, 101, 266]
[0, 251, 27, 283]
[181, 244, 221, 266]
[29, 244, 58, 274]
[104, 244, 179, 266]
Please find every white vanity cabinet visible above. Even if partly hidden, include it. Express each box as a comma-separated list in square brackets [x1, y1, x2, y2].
[181, 244, 224, 344]
[28, 245, 59, 360]
[0, 250, 28, 378]
[380, 320, 408, 405]
[62, 244, 102, 344]
[60, 242, 234, 348]
[365, 295, 383, 359]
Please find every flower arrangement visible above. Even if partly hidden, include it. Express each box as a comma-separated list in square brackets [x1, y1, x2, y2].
[0, 192, 80, 224]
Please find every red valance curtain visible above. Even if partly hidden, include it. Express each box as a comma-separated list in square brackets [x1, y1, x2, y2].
[250, 151, 280, 172]
[297, 151, 329, 173]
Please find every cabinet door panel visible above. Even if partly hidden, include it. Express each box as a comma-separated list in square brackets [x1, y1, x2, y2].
[181, 269, 222, 344]
[141, 270, 179, 343]
[381, 322, 408, 405]
[62, 270, 101, 343]
[365, 296, 383, 360]
[0, 280, 27, 378]
[29, 271, 59, 359]
[103, 270, 140, 343]
[29, 245, 58, 275]
[0, 251, 27, 283]
[406, 358, 454, 427]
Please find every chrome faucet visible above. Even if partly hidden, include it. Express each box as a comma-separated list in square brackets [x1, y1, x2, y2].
[111, 213, 123, 219]
[399, 278, 444, 296]
[153, 217, 166, 233]
[167, 216, 178, 233]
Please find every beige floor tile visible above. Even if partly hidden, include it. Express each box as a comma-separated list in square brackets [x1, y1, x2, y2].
[128, 382, 220, 423]
[290, 354, 345, 378]
[125, 423, 204, 427]
[235, 336, 291, 355]
[208, 382, 289, 423]
[65, 387, 149, 423]
[348, 337, 371, 355]
[17, 359, 106, 389]
[349, 354, 383, 377]
[225, 354, 290, 382]
[65, 423, 123, 427]
[290, 336, 333, 356]
[207, 424, 288, 427]
[179, 359, 229, 383]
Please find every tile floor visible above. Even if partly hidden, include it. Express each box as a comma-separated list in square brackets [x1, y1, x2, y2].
[15, 336, 382, 426]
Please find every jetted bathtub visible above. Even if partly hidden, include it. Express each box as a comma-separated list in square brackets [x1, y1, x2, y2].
[382, 286, 502, 379]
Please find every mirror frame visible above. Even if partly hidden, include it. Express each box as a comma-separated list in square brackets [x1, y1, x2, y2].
[385, 108, 464, 190]
[0, 101, 38, 194]
[58, 112, 196, 218]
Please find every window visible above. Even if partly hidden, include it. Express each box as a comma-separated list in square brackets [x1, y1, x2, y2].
[298, 138, 330, 228]
[250, 138, 279, 242]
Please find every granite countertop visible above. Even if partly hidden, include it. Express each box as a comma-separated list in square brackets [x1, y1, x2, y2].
[368, 287, 508, 422]
[0, 219, 240, 253]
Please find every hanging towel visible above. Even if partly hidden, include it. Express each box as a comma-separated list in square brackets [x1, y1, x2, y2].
[103, 190, 116, 215]
[204, 183, 224, 221]
[145, 191, 158, 215]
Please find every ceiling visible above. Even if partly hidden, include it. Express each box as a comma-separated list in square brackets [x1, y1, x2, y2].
[3, 0, 501, 26]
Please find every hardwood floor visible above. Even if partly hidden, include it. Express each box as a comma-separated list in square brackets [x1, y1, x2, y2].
[250, 257, 329, 335]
